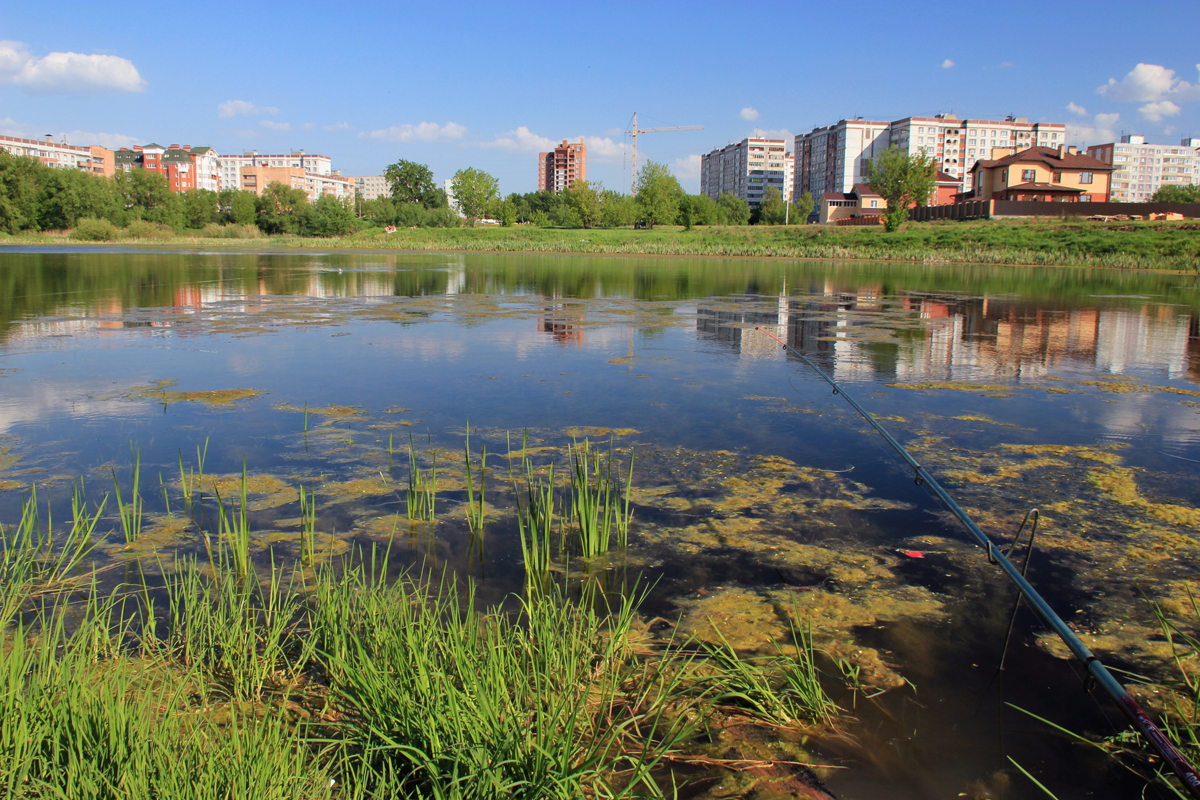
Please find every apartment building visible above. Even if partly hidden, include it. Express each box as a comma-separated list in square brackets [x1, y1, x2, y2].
[968, 145, 1113, 202]
[1085, 135, 1200, 202]
[888, 115, 1065, 192]
[0, 134, 115, 177]
[700, 137, 794, 208]
[537, 139, 586, 193]
[795, 114, 1067, 203]
[793, 119, 890, 206]
[218, 151, 333, 192]
[115, 144, 220, 193]
[239, 165, 353, 203]
[348, 175, 389, 201]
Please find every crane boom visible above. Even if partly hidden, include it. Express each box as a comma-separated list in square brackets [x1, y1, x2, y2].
[628, 112, 704, 194]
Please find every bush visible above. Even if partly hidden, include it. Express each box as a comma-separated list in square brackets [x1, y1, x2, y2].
[71, 217, 119, 242]
[199, 223, 263, 239]
[122, 220, 176, 240]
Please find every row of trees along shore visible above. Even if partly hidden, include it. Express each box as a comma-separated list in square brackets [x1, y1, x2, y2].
[0, 148, 816, 238]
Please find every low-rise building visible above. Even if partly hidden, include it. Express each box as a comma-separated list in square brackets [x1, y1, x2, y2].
[700, 136, 794, 208]
[966, 146, 1112, 202]
[239, 165, 353, 203]
[819, 184, 886, 224]
[1085, 135, 1200, 202]
[0, 134, 113, 176]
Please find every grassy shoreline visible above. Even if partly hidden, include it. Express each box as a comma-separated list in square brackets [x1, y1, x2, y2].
[3, 218, 1199, 271]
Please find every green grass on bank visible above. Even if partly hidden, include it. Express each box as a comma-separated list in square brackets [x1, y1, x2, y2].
[4, 218, 1200, 271]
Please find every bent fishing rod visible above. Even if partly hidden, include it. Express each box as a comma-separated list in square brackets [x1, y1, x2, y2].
[754, 326, 1200, 797]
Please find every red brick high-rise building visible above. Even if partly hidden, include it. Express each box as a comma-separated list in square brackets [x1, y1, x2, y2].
[537, 139, 586, 193]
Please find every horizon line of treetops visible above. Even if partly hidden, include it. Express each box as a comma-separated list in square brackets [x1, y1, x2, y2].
[0, 150, 819, 239]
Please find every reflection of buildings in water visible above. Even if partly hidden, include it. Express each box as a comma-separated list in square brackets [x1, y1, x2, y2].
[696, 287, 1200, 385]
[537, 299, 584, 346]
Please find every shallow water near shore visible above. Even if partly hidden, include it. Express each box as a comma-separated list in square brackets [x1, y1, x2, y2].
[4, 246, 1200, 798]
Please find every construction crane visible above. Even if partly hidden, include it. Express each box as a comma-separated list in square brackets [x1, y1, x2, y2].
[627, 112, 703, 194]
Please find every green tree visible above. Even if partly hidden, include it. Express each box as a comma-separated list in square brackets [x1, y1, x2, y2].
[38, 168, 117, 231]
[683, 194, 719, 226]
[867, 147, 936, 232]
[793, 191, 814, 224]
[716, 192, 751, 225]
[308, 195, 353, 236]
[385, 160, 437, 206]
[111, 168, 182, 228]
[218, 189, 258, 225]
[450, 167, 499, 227]
[1151, 185, 1200, 203]
[181, 189, 218, 229]
[255, 182, 309, 234]
[634, 161, 683, 229]
[758, 186, 787, 225]
[562, 180, 603, 228]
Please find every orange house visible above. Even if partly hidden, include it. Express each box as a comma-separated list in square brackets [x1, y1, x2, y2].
[968, 145, 1112, 202]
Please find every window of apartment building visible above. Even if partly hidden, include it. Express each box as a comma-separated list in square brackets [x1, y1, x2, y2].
[1079, 172, 1094, 184]
[1053, 171, 1062, 183]
[1021, 169, 1036, 181]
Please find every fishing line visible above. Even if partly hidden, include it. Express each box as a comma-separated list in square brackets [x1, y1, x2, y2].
[755, 326, 1200, 799]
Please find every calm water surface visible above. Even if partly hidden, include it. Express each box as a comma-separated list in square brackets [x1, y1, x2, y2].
[4, 247, 1200, 799]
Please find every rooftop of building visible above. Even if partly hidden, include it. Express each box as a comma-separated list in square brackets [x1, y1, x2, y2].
[972, 146, 1114, 172]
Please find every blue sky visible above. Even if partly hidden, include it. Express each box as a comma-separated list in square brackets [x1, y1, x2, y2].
[2, 0, 1199, 194]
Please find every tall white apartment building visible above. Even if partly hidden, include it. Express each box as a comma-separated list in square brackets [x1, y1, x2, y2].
[795, 114, 1067, 203]
[793, 119, 890, 205]
[218, 150, 333, 192]
[700, 137, 794, 208]
[1085, 136, 1200, 202]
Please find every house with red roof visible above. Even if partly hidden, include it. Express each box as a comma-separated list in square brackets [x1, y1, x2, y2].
[965, 145, 1113, 203]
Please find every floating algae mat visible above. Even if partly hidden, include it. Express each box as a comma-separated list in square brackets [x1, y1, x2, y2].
[5, 248, 1200, 798]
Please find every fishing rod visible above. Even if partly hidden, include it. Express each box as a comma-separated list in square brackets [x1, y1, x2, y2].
[754, 326, 1200, 798]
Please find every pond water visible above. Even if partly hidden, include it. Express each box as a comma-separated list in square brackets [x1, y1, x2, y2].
[4, 247, 1200, 798]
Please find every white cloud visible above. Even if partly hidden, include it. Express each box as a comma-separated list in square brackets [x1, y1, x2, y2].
[0, 40, 145, 94]
[476, 125, 555, 151]
[581, 136, 624, 162]
[740, 107, 759, 121]
[1067, 101, 1088, 116]
[218, 100, 279, 119]
[1139, 100, 1181, 122]
[323, 122, 352, 131]
[1097, 62, 1200, 102]
[363, 121, 467, 143]
[672, 154, 702, 180]
[301, 122, 315, 130]
[1065, 112, 1121, 147]
[751, 127, 794, 141]
[63, 130, 140, 149]
[941, 59, 955, 69]
[259, 120, 291, 131]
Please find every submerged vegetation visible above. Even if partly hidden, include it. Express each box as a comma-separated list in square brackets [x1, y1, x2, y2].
[0, 433, 868, 798]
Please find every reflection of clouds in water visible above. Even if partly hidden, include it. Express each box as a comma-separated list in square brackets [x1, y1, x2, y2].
[1081, 391, 1200, 447]
[0, 381, 149, 435]
[1095, 309, 1189, 379]
[369, 335, 468, 362]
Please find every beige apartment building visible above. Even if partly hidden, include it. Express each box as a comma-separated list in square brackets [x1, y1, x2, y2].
[219, 151, 333, 192]
[239, 165, 353, 202]
[794, 114, 1067, 204]
[348, 175, 389, 201]
[700, 137, 794, 208]
[1085, 135, 1200, 202]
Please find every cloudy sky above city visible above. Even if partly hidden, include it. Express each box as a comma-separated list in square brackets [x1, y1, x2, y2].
[2, 0, 1198, 194]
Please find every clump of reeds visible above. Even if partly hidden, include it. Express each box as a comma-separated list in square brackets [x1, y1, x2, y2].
[568, 438, 634, 559]
[463, 426, 487, 535]
[111, 447, 143, 544]
[509, 431, 559, 586]
[405, 433, 437, 521]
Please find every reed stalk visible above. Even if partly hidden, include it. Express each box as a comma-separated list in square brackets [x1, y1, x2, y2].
[463, 426, 487, 535]
[405, 433, 437, 521]
[111, 447, 143, 544]
[569, 438, 635, 559]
